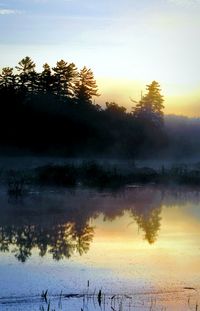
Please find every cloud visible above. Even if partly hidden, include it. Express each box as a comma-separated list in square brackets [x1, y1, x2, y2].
[0, 9, 21, 15]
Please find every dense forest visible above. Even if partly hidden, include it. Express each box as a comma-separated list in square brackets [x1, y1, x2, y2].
[0, 56, 199, 158]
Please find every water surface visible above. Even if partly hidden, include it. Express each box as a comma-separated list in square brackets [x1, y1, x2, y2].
[0, 185, 200, 310]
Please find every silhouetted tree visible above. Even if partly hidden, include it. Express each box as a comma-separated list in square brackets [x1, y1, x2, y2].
[52, 60, 78, 98]
[39, 63, 53, 93]
[105, 102, 126, 115]
[0, 66, 21, 118]
[131, 81, 166, 154]
[16, 56, 36, 75]
[74, 66, 100, 105]
[0, 67, 15, 89]
[132, 81, 164, 127]
[16, 56, 37, 93]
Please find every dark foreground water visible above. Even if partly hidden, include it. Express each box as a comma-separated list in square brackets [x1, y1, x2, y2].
[0, 185, 200, 310]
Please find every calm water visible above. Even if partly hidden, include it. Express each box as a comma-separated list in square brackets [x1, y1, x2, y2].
[0, 185, 200, 310]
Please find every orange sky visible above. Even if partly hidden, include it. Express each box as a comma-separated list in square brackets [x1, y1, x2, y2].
[97, 78, 200, 116]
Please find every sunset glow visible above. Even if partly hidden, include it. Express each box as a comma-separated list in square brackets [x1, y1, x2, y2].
[0, 0, 199, 116]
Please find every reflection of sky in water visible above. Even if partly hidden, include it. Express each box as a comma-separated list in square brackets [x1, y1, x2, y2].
[0, 186, 200, 310]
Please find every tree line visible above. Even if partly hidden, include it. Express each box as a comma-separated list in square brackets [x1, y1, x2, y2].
[0, 56, 166, 157]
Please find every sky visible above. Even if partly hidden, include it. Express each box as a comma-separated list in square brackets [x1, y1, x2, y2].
[0, 0, 200, 116]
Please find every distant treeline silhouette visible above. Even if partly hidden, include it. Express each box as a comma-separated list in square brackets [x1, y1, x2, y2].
[0, 56, 168, 157]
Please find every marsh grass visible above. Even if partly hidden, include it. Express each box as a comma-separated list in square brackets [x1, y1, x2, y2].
[38, 284, 199, 311]
[4, 161, 200, 196]
[39, 292, 167, 311]
[36, 162, 124, 189]
[33, 162, 200, 188]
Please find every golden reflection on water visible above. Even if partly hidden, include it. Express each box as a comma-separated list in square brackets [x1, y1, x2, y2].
[83, 203, 200, 288]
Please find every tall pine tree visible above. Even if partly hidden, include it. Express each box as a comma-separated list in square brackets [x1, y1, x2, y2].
[74, 66, 99, 105]
[132, 81, 164, 128]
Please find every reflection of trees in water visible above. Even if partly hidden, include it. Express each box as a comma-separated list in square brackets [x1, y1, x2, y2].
[75, 225, 94, 255]
[0, 223, 94, 262]
[132, 206, 161, 244]
[0, 188, 163, 262]
[130, 188, 162, 244]
[102, 188, 163, 244]
[0, 186, 197, 262]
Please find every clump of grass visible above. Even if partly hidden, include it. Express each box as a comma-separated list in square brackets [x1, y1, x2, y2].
[79, 161, 123, 189]
[36, 164, 77, 187]
[6, 169, 27, 196]
[157, 164, 200, 185]
[97, 289, 102, 306]
[41, 289, 48, 303]
[129, 167, 158, 184]
[39, 300, 52, 311]
[35, 162, 124, 189]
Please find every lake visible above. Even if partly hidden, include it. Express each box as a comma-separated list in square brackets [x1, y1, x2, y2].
[0, 185, 200, 310]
